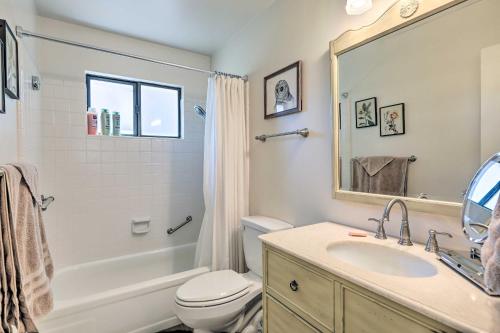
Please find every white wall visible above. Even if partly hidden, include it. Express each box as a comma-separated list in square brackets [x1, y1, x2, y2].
[0, 0, 41, 165]
[339, 0, 499, 202]
[34, 17, 209, 268]
[213, 0, 473, 250]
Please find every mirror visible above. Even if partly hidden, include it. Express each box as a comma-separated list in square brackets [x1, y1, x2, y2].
[332, 0, 500, 215]
[463, 153, 500, 244]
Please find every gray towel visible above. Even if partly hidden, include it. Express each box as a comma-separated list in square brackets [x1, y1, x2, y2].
[351, 156, 409, 196]
[481, 197, 500, 294]
[0, 164, 54, 333]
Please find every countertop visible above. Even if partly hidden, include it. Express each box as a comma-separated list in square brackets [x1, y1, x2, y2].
[259, 222, 500, 333]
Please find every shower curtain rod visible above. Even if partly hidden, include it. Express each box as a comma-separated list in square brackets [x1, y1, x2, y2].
[16, 26, 248, 81]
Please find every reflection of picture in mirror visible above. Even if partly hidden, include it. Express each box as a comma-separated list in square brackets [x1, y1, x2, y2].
[380, 104, 405, 137]
[264, 61, 301, 119]
[470, 161, 500, 211]
[355, 97, 377, 128]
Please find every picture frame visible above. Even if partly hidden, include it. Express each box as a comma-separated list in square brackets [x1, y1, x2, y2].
[0, 40, 5, 113]
[0, 20, 19, 100]
[380, 103, 405, 137]
[355, 97, 377, 128]
[264, 61, 302, 119]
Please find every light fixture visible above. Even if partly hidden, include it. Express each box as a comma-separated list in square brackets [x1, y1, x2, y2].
[345, 0, 373, 15]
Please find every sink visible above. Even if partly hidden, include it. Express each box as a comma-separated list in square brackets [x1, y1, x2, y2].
[326, 241, 437, 278]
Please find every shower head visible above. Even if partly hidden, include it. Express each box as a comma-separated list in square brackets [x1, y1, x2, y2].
[194, 105, 206, 119]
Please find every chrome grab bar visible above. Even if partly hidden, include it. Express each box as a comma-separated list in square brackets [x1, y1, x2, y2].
[255, 128, 309, 142]
[167, 216, 193, 235]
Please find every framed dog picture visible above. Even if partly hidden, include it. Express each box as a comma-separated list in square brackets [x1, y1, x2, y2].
[355, 97, 377, 128]
[264, 61, 302, 119]
[0, 20, 19, 99]
[380, 103, 405, 137]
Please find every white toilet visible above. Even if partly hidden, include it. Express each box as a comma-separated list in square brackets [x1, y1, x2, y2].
[174, 216, 293, 333]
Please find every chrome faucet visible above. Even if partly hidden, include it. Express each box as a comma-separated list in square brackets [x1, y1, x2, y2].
[369, 198, 413, 246]
[425, 229, 452, 253]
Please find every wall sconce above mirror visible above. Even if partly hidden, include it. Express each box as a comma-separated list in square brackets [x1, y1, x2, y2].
[331, 0, 500, 217]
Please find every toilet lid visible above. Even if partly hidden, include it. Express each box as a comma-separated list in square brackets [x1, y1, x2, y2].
[176, 270, 250, 303]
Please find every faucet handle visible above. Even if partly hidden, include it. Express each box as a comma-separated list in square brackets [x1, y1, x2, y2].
[368, 217, 387, 240]
[425, 229, 452, 253]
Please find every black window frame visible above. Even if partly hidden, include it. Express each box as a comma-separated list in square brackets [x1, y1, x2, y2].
[86, 74, 182, 139]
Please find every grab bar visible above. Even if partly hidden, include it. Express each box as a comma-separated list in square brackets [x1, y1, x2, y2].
[167, 216, 193, 235]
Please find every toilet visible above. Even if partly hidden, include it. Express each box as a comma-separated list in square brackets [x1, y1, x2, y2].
[174, 216, 293, 333]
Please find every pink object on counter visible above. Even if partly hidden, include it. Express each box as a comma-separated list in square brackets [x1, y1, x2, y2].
[348, 231, 368, 237]
[87, 112, 98, 135]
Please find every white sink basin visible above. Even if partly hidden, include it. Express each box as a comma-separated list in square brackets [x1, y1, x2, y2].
[327, 241, 437, 278]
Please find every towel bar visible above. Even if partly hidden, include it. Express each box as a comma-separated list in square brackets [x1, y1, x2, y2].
[255, 128, 309, 142]
[0, 171, 55, 211]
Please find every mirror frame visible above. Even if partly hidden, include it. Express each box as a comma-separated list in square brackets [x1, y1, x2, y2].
[330, 0, 470, 217]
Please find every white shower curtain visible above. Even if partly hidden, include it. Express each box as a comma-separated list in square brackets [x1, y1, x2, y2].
[195, 75, 249, 273]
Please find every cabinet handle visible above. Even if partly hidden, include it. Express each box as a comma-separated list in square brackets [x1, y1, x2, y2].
[289, 280, 299, 292]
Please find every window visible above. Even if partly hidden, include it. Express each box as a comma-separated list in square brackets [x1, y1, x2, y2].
[86, 74, 182, 138]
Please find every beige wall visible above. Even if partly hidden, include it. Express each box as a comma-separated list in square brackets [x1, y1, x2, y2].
[481, 44, 500, 162]
[213, 0, 473, 250]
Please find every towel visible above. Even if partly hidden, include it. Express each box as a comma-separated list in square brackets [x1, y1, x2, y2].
[0, 164, 54, 333]
[351, 156, 409, 196]
[481, 196, 500, 294]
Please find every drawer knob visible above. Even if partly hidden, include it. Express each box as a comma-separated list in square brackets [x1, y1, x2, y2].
[289, 280, 299, 292]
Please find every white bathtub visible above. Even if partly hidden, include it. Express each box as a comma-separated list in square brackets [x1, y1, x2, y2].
[37, 243, 209, 333]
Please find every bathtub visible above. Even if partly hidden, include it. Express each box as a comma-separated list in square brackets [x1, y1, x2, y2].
[37, 243, 209, 333]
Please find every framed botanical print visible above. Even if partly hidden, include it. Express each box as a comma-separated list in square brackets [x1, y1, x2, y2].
[264, 61, 302, 119]
[355, 97, 377, 128]
[380, 103, 405, 137]
[0, 40, 4, 113]
[0, 20, 19, 99]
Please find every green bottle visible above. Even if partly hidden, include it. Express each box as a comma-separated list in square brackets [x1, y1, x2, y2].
[100, 109, 111, 135]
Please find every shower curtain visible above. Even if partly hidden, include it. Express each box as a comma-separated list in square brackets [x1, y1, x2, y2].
[195, 75, 249, 272]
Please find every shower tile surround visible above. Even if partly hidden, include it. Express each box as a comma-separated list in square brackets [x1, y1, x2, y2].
[39, 77, 205, 269]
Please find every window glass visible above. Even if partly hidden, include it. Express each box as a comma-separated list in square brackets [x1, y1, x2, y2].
[141, 84, 180, 137]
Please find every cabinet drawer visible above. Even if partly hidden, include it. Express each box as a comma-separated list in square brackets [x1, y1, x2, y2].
[266, 250, 334, 330]
[266, 295, 319, 333]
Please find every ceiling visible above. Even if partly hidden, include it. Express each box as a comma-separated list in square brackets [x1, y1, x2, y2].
[34, 0, 275, 55]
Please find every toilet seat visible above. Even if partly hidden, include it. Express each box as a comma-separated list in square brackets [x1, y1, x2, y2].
[176, 270, 250, 308]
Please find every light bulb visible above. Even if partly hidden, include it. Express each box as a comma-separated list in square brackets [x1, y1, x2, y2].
[346, 0, 373, 15]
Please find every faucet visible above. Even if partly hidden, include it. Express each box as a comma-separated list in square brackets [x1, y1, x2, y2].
[369, 198, 413, 246]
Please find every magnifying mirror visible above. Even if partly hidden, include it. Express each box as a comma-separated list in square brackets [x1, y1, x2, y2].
[462, 153, 500, 244]
[438, 153, 499, 296]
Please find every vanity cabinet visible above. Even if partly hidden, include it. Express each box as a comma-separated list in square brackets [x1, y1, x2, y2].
[263, 245, 458, 333]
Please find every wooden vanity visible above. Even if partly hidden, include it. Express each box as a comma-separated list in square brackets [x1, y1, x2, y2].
[259, 223, 499, 333]
[262, 245, 457, 333]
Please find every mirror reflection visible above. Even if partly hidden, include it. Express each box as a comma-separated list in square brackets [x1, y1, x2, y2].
[337, 0, 500, 203]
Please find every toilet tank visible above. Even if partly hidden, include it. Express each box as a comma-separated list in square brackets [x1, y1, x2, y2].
[241, 216, 293, 277]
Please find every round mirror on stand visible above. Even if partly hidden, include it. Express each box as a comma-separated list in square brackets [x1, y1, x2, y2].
[438, 153, 499, 296]
[462, 153, 500, 244]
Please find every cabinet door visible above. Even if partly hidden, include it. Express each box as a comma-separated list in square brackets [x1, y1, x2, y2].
[266, 295, 320, 333]
[336, 283, 457, 333]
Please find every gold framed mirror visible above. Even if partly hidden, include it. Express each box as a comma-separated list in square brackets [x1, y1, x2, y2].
[330, 0, 499, 217]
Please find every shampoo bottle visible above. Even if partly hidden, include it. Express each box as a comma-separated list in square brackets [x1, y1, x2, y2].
[87, 108, 98, 135]
[100, 108, 111, 135]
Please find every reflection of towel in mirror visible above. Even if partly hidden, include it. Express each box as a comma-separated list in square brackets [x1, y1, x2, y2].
[481, 196, 500, 294]
[351, 156, 409, 196]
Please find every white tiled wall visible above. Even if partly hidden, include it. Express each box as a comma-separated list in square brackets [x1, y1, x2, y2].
[39, 76, 205, 269]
